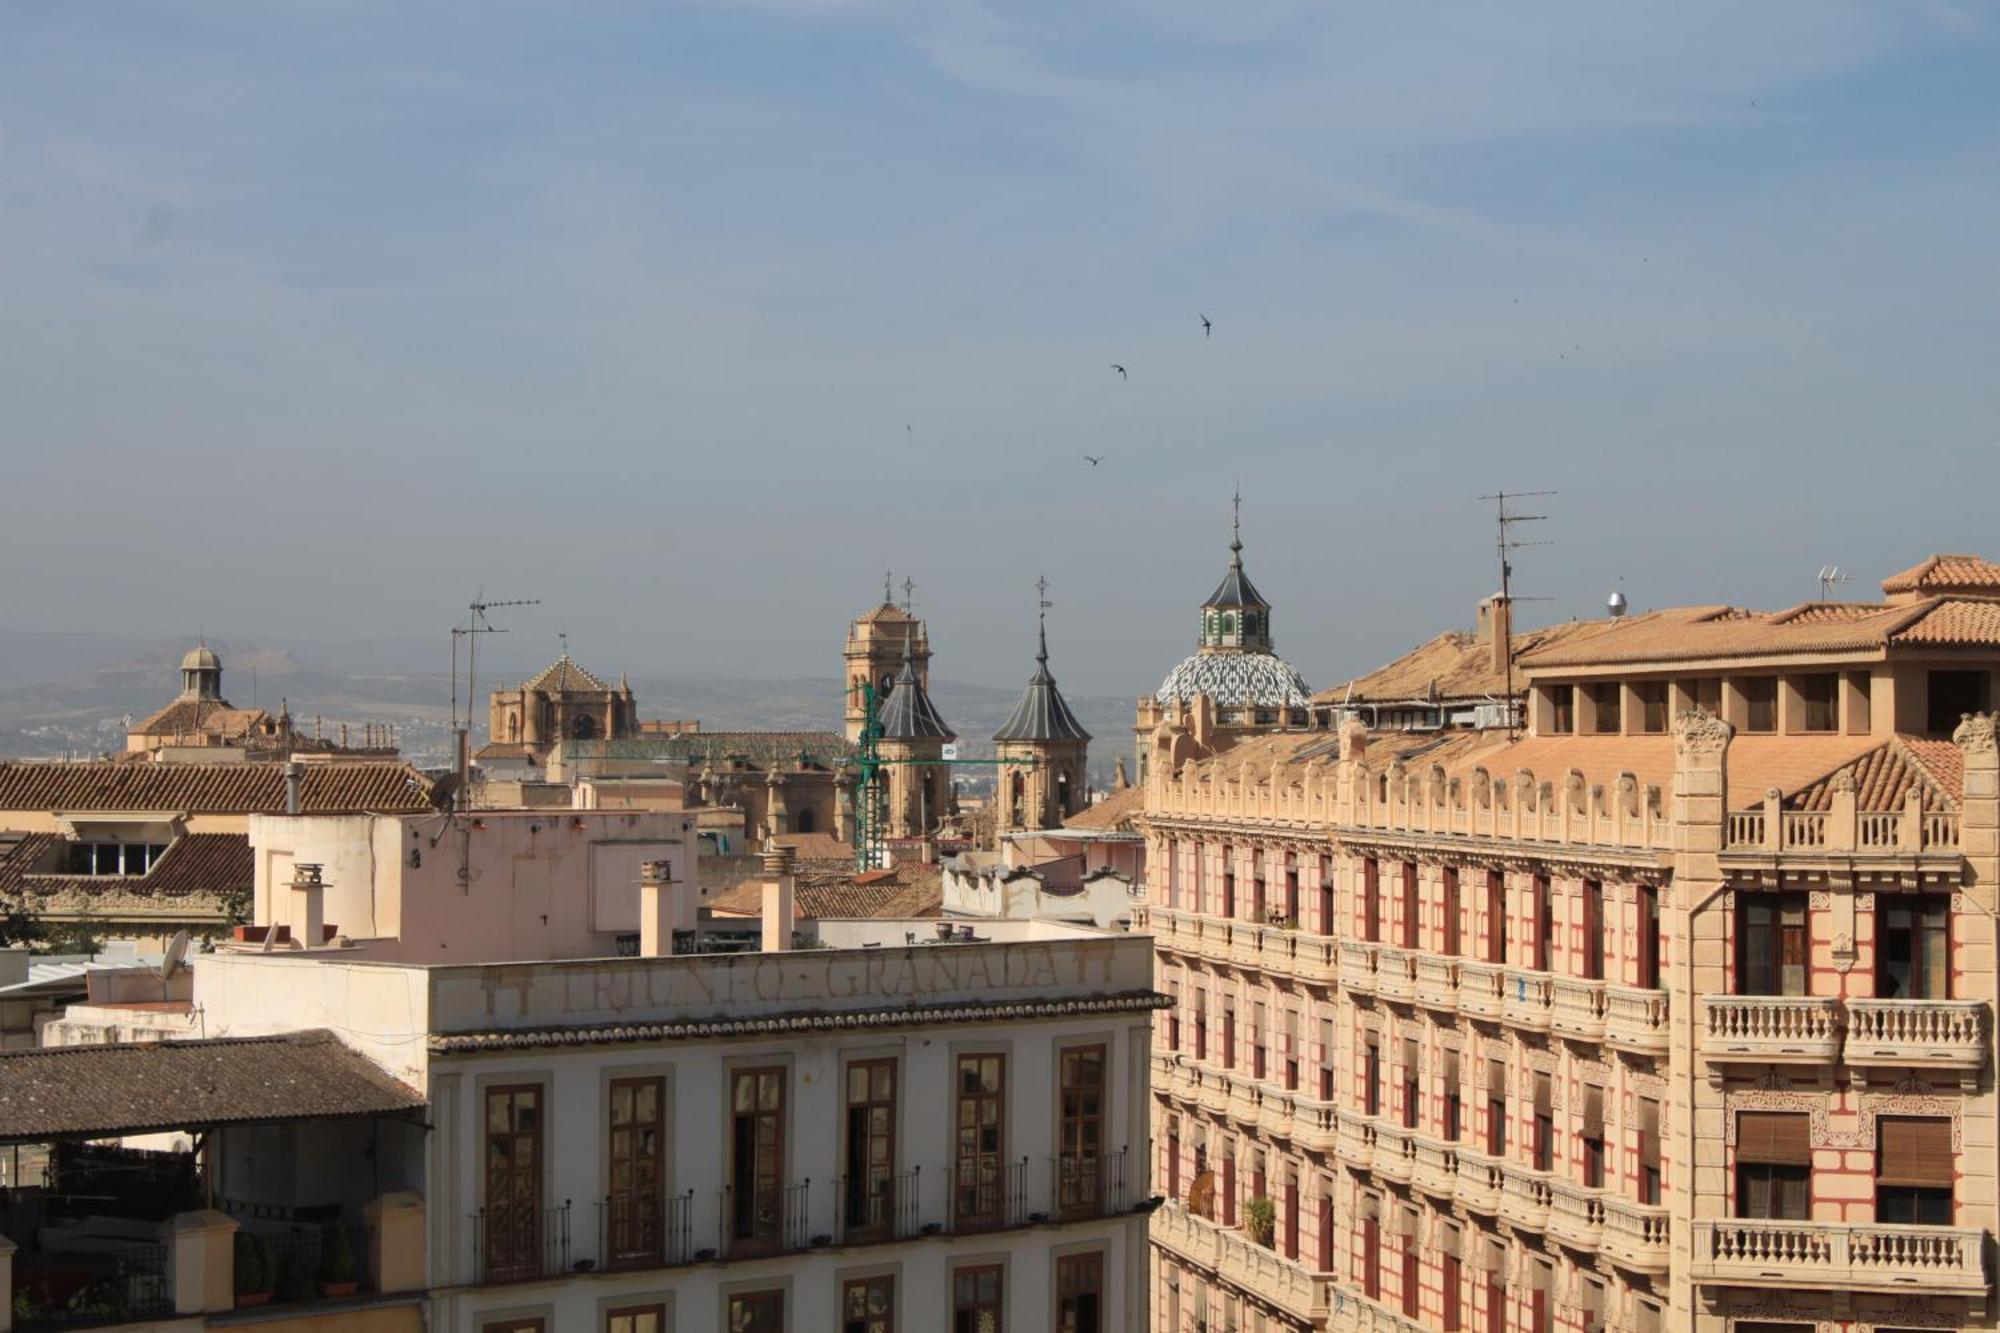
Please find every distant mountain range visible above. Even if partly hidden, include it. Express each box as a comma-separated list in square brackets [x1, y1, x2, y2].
[0, 632, 1140, 783]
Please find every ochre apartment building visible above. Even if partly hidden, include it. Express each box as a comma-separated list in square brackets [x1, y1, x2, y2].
[1139, 553, 2000, 1333]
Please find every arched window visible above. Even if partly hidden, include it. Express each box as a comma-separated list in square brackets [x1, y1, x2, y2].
[569, 713, 599, 740]
[795, 808, 816, 834]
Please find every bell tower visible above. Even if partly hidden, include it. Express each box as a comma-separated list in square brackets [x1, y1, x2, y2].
[993, 579, 1092, 834]
[843, 572, 932, 742]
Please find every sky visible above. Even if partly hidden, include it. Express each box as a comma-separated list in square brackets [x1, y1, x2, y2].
[3, 2, 1998, 696]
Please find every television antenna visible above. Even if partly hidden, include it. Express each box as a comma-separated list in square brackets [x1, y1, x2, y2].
[450, 594, 539, 810]
[1817, 565, 1852, 601]
[1476, 490, 1556, 736]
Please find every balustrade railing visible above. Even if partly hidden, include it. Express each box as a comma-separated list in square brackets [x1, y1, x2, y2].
[1550, 976, 1606, 1038]
[1605, 985, 1670, 1053]
[1601, 1196, 1670, 1272]
[1693, 1219, 1988, 1294]
[1844, 999, 1987, 1068]
[1700, 996, 1843, 1059]
[1457, 961, 1504, 1019]
[1504, 969, 1554, 1030]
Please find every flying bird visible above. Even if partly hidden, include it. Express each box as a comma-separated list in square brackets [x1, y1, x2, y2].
[1200, 314, 1212, 337]
[1084, 455, 1104, 467]
[1110, 364, 1127, 378]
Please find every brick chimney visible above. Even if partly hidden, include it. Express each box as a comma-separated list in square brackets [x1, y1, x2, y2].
[1478, 594, 1513, 680]
[761, 843, 796, 952]
[289, 862, 326, 947]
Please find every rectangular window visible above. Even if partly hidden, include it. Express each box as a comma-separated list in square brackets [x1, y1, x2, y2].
[1193, 991, 1208, 1062]
[1284, 1167, 1300, 1262]
[1581, 1083, 1605, 1189]
[1486, 871, 1507, 965]
[1638, 1096, 1662, 1205]
[1531, 1268, 1551, 1333]
[1735, 1112, 1811, 1219]
[1847, 671, 1873, 733]
[1549, 685, 1575, 734]
[954, 1054, 1006, 1227]
[1362, 1203, 1381, 1299]
[1364, 1036, 1382, 1117]
[607, 1304, 664, 1333]
[1690, 677, 1722, 717]
[606, 1076, 665, 1267]
[1401, 861, 1419, 950]
[1737, 894, 1808, 996]
[1222, 848, 1236, 919]
[1636, 681, 1669, 734]
[1797, 673, 1839, 732]
[1318, 1018, 1335, 1101]
[1223, 1002, 1237, 1069]
[730, 1068, 787, 1249]
[1441, 1249, 1462, 1333]
[844, 1060, 897, 1239]
[1742, 677, 1778, 733]
[483, 1084, 543, 1282]
[843, 1275, 894, 1333]
[1058, 1045, 1106, 1216]
[1364, 858, 1382, 942]
[1252, 1003, 1267, 1080]
[1532, 874, 1552, 973]
[1532, 1073, 1554, 1172]
[1928, 670, 1990, 737]
[1878, 896, 1950, 1000]
[1400, 1216, 1420, 1317]
[1638, 885, 1661, 990]
[957, 1271, 1001, 1333]
[1284, 853, 1300, 924]
[727, 1291, 784, 1333]
[1283, 1007, 1300, 1091]
[1582, 880, 1604, 981]
[1443, 1047, 1462, 1143]
[1401, 1038, 1420, 1131]
[1876, 1116, 1954, 1225]
[1486, 1059, 1507, 1157]
[1442, 866, 1461, 956]
[1056, 1253, 1103, 1333]
[1588, 681, 1621, 734]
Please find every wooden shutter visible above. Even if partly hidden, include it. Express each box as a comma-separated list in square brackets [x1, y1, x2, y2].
[1359, 1192, 1382, 1222]
[1581, 1084, 1605, 1139]
[1475, 1238, 1507, 1274]
[1487, 1059, 1507, 1098]
[1533, 1072, 1552, 1116]
[1736, 1112, 1811, 1166]
[1638, 1097, 1661, 1168]
[1404, 1039, 1420, 1077]
[1394, 1206, 1420, 1239]
[1435, 1221, 1463, 1258]
[1877, 1117, 1954, 1187]
[1442, 1047, 1461, 1087]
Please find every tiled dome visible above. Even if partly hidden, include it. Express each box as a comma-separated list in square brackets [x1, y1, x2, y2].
[1156, 651, 1312, 709]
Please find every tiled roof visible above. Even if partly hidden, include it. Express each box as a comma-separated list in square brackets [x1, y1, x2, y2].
[1316, 619, 1627, 705]
[0, 832, 251, 922]
[0, 1030, 424, 1142]
[1063, 783, 1145, 832]
[878, 659, 954, 742]
[1518, 602, 1941, 668]
[1781, 739, 1959, 813]
[520, 654, 614, 694]
[1881, 554, 2000, 595]
[1892, 600, 2000, 645]
[993, 631, 1091, 744]
[473, 742, 538, 762]
[128, 698, 269, 740]
[0, 761, 434, 815]
[576, 733, 854, 769]
[855, 603, 917, 625]
[708, 863, 943, 919]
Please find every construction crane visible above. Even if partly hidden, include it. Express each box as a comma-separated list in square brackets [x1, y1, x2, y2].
[848, 678, 1038, 871]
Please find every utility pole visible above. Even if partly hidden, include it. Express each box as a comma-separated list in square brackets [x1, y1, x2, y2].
[1476, 491, 1555, 736]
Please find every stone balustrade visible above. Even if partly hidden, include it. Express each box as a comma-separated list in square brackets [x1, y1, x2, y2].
[1376, 947, 1417, 1003]
[1409, 1132, 1458, 1202]
[1322, 1285, 1434, 1333]
[1414, 955, 1459, 1013]
[1141, 905, 1341, 988]
[1604, 984, 1670, 1055]
[1546, 1178, 1605, 1249]
[1457, 961, 1504, 1020]
[1336, 1108, 1378, 1173]
[1550, 976, 1607, 1040]
[1504, 969, 1554, 1031]
[1152, 1203, 1329, 1326]
[1721, 789, 1960, 855]
[1372, 1122, 1416, 1184]
[1340, 940, 1377, 996]
[1844, 999, 1988, 1071]
[1700, 996, 1843, 1062]
[1601, 1197, 1670, 1274]
[1691, 1219, 1989, 1296]
[1453, 1146, 1504, 1214]
[1498, 1164, 1553, 1230]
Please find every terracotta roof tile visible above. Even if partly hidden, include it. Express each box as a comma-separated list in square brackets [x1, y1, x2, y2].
[521, 654, 615, 693]
[1781, 740, 1959, 813]
[708, 862, 943, 920]
[0, 761, 433, 816]
[1881, 554, 2000, 595]
[127, 699, 268, 739]
[1517, 602, 1939, 668]
[0, 1030, 424, 1142]
[1064, 784, 1146, 832]
[1890, 600, 2000, 645]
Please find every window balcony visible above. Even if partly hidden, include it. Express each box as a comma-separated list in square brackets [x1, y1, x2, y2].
[1335, 1109, 1377, 1173]
[1409, 1132, 1458, 1203]
[1549, 977, 1607, 1041]
[1227, 921, 1265, 970]
[1290, 935, 1341, 987]
[1700, 997, 1842, 1063]
[1339, 941, 1377, 997]
[1375, 947, 1417, 1004]
[1844, 999, 1988, 1072]
[1545, 1178, 1604, 1249]
[1152, 1203, 1328, 1328]
[1414, 955, 1459, 1014]
[1497, 1164, 1552, 1231]
[1604, 985, 1670, 1056]
[1291, 1093, 1341, 1156]
[1503, 970, 1554, 1032]
[1600, 1197, 1669, 1274]
[1456, 961, 1504, 1020]
[1371, 1123, 1415, 1185]
[1452, 1145, 1503, 1214]
[1691, 1219, 1989, 1296]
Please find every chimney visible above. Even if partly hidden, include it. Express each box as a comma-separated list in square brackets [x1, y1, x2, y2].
[1479, 594, 1513, 680]
[638, 859, 681, 958]
[289, 862, 326, 948]
[283, 761, 303, 816]
[761, 843, 796, 952]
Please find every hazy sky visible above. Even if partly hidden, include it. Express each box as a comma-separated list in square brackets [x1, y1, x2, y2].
[4, 2, 1998, 696]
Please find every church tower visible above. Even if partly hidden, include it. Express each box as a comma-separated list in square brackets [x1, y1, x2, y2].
[877, 655, 954, 840]
[993, 587, 1091, 834]
[843, 575, 932, 742]
[180, 642, 223, 701]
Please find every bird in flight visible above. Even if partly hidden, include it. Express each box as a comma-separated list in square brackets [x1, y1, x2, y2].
[1110, 364, 1127, 378]
[1084, 455, 1104, 467]
[1200, 314, 1212, 338]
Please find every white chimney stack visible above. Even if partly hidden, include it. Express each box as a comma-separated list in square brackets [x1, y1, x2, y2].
[639, 859, 681, 958]
[289, 862, 326, 948]
[283, 761, 303, 816]
[761, 843, 796, 952]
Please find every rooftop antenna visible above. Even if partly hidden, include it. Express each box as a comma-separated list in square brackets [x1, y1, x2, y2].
[883, 569, 894, 606]
[1477, 490, 1556, 736]
[902, 576, 916, 616]
[1036, 574, 1053, 665]
[1817, 565, 1852, 601]
[451, 594, 539, 811]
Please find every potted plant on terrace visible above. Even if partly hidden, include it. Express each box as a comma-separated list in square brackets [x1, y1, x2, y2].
[234, 1232, 273, 1307]
[1243, 1195, 1276, 1248]
[318, 1224, 359, 1299]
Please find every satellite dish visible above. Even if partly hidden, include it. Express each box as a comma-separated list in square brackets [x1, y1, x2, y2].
[159, 930, 190, 980]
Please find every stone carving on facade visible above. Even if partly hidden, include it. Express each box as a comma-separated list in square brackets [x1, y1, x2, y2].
[1832, 766, 1859, 794]
[1952, 710, 1997, 751]
[1726, 1087, 1962, 1149]
[1673, 705, 1734, 758]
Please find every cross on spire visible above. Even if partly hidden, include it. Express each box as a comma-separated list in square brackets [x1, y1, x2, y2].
[558, 629, 569, 657]
[883, 568, 894, 604]
[1035, 575, 1052, 666]
[902, 576, 915, 614]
